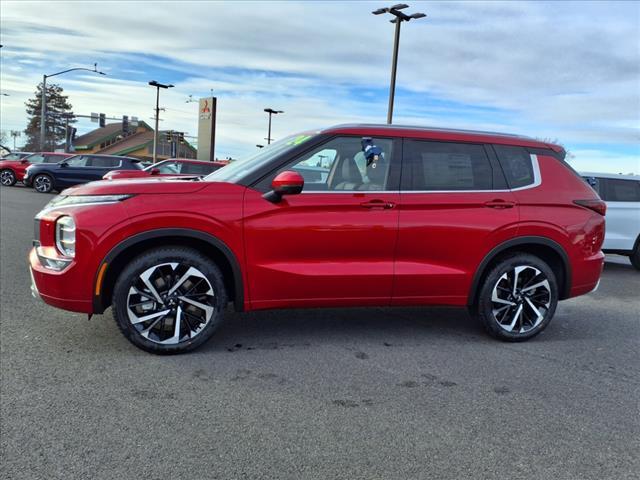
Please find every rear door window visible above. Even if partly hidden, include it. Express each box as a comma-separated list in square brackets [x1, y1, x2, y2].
[493, 145, 535, 189]
[403, 140, 493, 191]
[181, 163, 211, 175]
[89, 156, 121, 168]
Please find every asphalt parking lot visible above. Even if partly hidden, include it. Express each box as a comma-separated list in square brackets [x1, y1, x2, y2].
[1, 185, 638, 480]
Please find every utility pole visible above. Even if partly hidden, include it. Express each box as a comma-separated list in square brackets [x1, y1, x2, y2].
[373, 4, 426, 124]
[40, 63, 106, 150]
[10, 131, 21, 150]
[148, 80, 174, 163]
[264, 108, 283, 144]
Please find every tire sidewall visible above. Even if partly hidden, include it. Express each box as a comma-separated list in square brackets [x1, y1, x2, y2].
[478, 254, 558, 341]
[34, 174, 54, 193]
[112, 247, 227, 354]
[1, 169, 16, 186]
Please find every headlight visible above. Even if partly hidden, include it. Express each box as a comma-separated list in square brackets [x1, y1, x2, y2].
[45, 194, 133, 209]
[36, 194, 134, 219]
[55, 216, 76, 257]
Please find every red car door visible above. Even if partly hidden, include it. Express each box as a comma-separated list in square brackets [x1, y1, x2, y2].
[393, 139, 519, 306]
[243, 136, 401, 310]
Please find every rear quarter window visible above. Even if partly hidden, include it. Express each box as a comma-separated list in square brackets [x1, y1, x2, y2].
[493, 145, 535, 189]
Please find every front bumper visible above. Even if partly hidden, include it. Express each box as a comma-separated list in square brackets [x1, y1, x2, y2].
[28, 247, 93, 313]
[22, 173, 33, 187]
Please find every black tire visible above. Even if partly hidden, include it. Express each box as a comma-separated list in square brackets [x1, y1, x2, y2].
[0, 169, 16, 186]
[475, 253, 558, 342]
[33, 173, 54, 193]
[112, 246, 228, 354]
[631, 244, 640, 271]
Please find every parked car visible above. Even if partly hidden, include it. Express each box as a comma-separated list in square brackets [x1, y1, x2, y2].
[29, 124, 605, 354]
[103, 158, 228, 180]
[581, 172, 640, 269]
[0, 152, 71, 186]
[24, 154, 143, 193]
[1, 151, 34, 160]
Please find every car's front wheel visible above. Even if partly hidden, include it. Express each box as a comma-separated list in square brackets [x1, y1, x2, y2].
[0, 169, 16, 186]
[33, 174, 54, 193]
[476, 253, 558, 341]
[112, 247, 228, 354]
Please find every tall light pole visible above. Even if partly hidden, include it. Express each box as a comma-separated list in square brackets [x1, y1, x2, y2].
[373, 4, 426, 124]
[149, 80, 174, 163]
[40, 63, 106, 150]
[264, 108, 283, 144]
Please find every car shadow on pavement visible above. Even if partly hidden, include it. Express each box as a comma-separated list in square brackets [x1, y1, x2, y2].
[196, 306, 494, 354]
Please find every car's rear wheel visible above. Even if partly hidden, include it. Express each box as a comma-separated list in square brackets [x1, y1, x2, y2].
[112, 247, 227, 354]
[0, 169, 16, 186]
[33, 174, 54, 193]
[476, 253, 558, 341]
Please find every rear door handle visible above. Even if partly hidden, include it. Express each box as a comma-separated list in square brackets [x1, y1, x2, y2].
[360, 200, 395, 210]
[484, 199, 516, 209]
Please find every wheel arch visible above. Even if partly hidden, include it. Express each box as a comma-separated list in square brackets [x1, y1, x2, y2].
[93, 228, 244, 314]
[468, 236, 572, 307]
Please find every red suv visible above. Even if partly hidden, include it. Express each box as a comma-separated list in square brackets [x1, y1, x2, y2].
[0, 152, 72, 186]
[29, 125, 605, 354]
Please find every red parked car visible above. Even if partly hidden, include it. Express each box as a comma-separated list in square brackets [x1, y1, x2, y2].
[0, 152, 73, 186]
[103, 158, 228, 180]
[29, 124, 605, 354]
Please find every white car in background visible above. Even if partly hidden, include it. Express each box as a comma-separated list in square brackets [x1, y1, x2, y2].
[581, 172, 640, 270]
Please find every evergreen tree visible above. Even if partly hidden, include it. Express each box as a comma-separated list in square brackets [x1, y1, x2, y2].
[23, 83, 75, 150]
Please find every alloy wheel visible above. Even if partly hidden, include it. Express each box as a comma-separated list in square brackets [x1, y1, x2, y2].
[490, 265, 551, 334]
[126, 262, 217, 345]
[34, 175, 52, 193]
[0, 170, 15, 186]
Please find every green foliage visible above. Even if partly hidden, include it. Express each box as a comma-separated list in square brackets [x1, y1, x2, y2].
[23, 82, 75, 150]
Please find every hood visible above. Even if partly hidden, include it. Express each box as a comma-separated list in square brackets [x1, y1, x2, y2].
[63, 177, 209, 195]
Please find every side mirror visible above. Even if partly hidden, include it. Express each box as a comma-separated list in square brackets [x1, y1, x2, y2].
[263, 170, 304, 203]
[150, 168, 160, 175]
[60, 161, 68, 168]
[20, 159, 28, 164]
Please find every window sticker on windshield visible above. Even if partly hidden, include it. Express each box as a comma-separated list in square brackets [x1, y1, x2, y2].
[287, 135, 312, 146]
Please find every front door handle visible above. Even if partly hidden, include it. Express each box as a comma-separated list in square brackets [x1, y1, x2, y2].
[360, 200, 395, 210]
[484, 199, 516, 209]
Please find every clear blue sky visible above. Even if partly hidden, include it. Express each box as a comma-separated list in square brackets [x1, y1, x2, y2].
[1, 1, 638, 173]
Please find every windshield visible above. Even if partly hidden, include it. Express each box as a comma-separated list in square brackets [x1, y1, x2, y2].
[203, 132, 317, 183]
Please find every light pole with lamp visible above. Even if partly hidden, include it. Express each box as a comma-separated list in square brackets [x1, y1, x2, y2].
[40, 63, 106, 149]
[148, 80, 174, 163]
[264, 108, 283, 145]
[372, 4, 426, 124]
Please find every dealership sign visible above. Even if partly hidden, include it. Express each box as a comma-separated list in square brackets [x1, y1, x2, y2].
[197, 97, 216, 161]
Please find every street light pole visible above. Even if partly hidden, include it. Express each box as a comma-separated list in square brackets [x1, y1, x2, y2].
[39, 63, 106, 150]
[264, 108, 283, 144]
[373, 4, 426, 124]
[148, 80, 174, 163]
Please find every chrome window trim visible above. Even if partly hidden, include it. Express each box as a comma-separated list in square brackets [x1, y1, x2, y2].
[299, 154, 541, 194]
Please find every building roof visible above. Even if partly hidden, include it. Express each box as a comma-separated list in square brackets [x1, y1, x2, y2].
[74, 123, 124, 148]
[98, 130, 154, 155]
